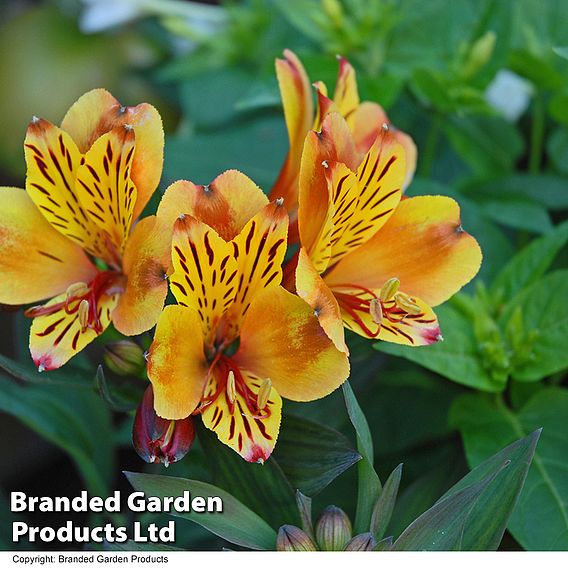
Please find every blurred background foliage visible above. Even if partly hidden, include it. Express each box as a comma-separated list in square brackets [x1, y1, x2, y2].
[1, 0, 567, 552]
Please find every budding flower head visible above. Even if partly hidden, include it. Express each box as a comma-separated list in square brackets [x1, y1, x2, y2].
[104, 340, 145, 376]
[315, 505, 352, 551]
[276, 525, 318, 551]
[133, 385, 195, 466]
[379, 277, 400, 302]
[344, 532, 377, 551]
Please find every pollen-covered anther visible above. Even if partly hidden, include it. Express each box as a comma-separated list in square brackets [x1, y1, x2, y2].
[78, 299, 90, 332]
[226, 370, 236, 405]
[65, 281, 89, 301]
[257, 378, 272, 411]
[394, 292, 422, 315]
[379, 277, 400, 302]
[369, 299, 383, 326]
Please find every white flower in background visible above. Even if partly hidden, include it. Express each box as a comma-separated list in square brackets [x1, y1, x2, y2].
[485, 69, 533, 122]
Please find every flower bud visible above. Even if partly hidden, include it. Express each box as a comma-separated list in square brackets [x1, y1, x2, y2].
[133, 386, 195, 466]
[104, 340, 145, 376]
[315, 505, 352, 551]
[344, 532, 377, 551]
[276, 525, 318, 551]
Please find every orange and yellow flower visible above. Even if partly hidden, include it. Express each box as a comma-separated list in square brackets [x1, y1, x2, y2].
[294, 112, 482, 350]
[0, 89, 170, 371]
[146, 171, 350, 462]
[269, 50, 417, 224]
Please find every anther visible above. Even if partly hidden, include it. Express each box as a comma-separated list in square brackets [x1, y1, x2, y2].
[379, 277, 400, 302]
[394, 292, 421, 315]
[78, 299, 90, 331]
[369, 299, 383, 326]
[257, 379, 272, 411]
[66, 281, 89, 300]
[226, 371, 236, 405]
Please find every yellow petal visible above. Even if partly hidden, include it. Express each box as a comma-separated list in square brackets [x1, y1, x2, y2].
[157, 170, 268, 241]
[235, 286, 350, 402]
[29, 288, 118, 371]
[147, 305, 209, 420]
[60, 89, 164, 220]
[295, 248, 347, 353]
[333, 56, 360, 123]
[75, 125, 138, 255]
[201, 365, 282, 463]
[170, 215, 239, 346]
[224, 200, 288, 337]
[326, 196, 483, 306]
[269, 50, 314, 212]
[0, 187, 97, 305]
[112, 216, 170, 336]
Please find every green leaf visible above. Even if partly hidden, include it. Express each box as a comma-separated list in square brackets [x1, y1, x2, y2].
[370, 464, 403, 540]
[450, 389, 568, 550]
[273, 413, 361, 496]
[124, 472, 277, 550]
[0, 373, 113, 496]
[491, 221, 568, 303]
[95, 365, 137, 412]
[376, 304, 501, 392]
[499, 270, 568, 381]
[104, 541, 183, 552]
[393, 430, 539, 550]
[197, 422, 298, 529]
[342, 381, 382, 534]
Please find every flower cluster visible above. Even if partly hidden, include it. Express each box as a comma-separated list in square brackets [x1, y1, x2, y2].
[0, 51, 481, 464]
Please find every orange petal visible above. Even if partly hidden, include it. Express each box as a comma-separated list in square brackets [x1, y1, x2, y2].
[170, 215, 239, 346]
[61, 89, 164, 220]
[201, 366, 282, 463]
[146, 305, 209, 420]
[0, 187, 97, 305]
[313, 82, 338, 132]
[298, 112, 361, 261]
[157, 170, 268, 241]
[29, 289, 118, 371]
[235, 286, 350, 402]
[112, 216, 170, 336]
[75, 125, 138, 255]
[224, 200, 288, 337]
[325, 196, 483, 307]
[333, 56, 360, 123]
[295, 248, 347, 353]
[269, 49, 314, 211]
[24, 118, 110, 260]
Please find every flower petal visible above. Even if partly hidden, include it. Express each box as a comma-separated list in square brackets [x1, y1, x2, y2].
[147, 305, 209, 420]
[112, 216, 170, 336]
[157, 170, 268, 241]
[269, 50, 314, 211]
[295, 248, 347, 353]
[201, 367, 282, 463]
[170, 215, 238, 346]
[325, 196, 483, 306]
[75, 125, 138, 255]
[235, 286, 350, 402]
[29, 290, 118, 371]
[60, 89, 164, 220]
[333, 56, 360, 122]
[0, 187, 97, 305]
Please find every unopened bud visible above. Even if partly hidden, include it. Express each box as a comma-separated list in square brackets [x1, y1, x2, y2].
[463, 31, 497, 78]
[226, 371, 236, 405]
[344, 532, 377, 551]
[369, 299, 383, 326]
[315, 505, 352, 551]
[379, 278, 400, 302]
[276, 525, 317, 551]
[257, 379, 272, 410]
[78, 299, 90, 331]
[104, 340, 145, 376]
[66, 281, 89, 300]
[322, 0, 343, 26]
[133, 385, 195, 466]
[394, 292, 422, 315]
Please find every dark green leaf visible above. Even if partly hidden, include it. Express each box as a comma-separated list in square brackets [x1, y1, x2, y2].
[370, 464, 403, 540]
[104, 540, 183, 552]
[95, 365, 136, 412]
[295, 491, 314, 538]
[274, 413, 361, 496]
[124, 472, 277, 550]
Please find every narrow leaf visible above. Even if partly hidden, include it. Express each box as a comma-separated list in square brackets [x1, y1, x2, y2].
[370, 464, 403, 540]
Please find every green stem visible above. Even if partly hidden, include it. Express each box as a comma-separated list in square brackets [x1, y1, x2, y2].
[419, 113, 441, 178]
[529, 93, 545, 174]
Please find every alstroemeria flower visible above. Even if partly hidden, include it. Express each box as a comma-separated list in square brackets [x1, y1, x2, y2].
[269, 50, 417, 221]
[295, 113, 482, 350]
[147, 171, 350, 462]
[0, 89, 170, 371]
